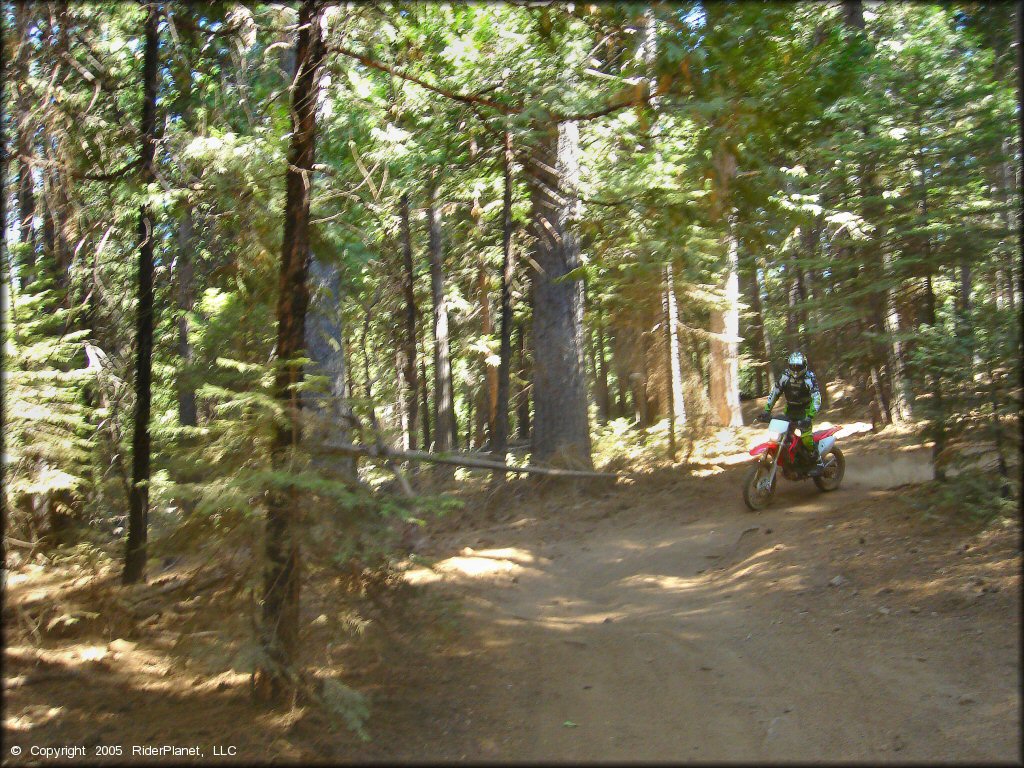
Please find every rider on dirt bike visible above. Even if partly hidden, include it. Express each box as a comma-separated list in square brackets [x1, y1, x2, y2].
[759, 352, 824, 477]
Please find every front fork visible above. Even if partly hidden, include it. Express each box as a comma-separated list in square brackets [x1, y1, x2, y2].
[762, 439, 784, 491]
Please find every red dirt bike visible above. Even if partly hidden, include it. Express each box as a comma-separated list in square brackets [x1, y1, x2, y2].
[743, 415, 846, 511]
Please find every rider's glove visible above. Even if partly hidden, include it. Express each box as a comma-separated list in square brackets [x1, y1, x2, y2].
[797, 418, 812, 430]
[757, 412, 770, 423]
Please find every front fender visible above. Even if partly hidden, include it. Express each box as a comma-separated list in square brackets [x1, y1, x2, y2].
[749, 441, 779, 456]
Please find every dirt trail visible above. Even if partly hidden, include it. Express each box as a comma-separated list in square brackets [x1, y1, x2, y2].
[2, 432, 1018, 763]
[407, 434, 1020, 762]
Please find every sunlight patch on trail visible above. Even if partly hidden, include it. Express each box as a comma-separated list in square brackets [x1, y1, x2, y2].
[5, 705, 64, 732]
[619, 573, 704, 592]
[404, 546, 538, 585]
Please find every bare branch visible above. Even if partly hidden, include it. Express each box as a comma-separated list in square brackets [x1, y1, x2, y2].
[330, 45, 517, 114]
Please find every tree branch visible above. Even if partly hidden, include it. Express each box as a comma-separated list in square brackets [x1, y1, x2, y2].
[330, 45, 517, 115]
[556, 82, 652, 123]
[77, 158, 141, 181]
[317, 441, 619, 480]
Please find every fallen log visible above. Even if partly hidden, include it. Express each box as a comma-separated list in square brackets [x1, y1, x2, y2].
[317, 441, 618, 480]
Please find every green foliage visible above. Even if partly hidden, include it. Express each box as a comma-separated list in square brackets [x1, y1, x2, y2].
[905, 472, 1019, 523]
[3, 283, 95, 540]
[319, 678, 371, 741]
[593, 417, 673, 471]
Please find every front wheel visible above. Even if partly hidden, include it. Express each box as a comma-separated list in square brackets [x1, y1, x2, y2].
[743, 463, 777, 511]
[813, 447, 845, 491]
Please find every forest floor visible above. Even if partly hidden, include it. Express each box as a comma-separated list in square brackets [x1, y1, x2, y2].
[3, 411, 1021, 764]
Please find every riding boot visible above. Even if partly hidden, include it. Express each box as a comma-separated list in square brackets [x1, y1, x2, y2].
[807, 445, 825, 477]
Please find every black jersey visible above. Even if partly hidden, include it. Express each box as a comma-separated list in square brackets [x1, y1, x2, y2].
[765, 370, 821, 414]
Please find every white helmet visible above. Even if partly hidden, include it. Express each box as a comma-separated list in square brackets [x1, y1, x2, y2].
[788, 351, 807, 377]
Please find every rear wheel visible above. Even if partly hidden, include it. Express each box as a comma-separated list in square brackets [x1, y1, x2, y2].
[743, 463, 776, 511]
[813, 447, 845, 491]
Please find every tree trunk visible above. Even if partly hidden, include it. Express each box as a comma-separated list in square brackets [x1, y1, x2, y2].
[745, 260, 772, 396]
[923, 273, 946, 481]
[123, 3, 159, 586]
[420, 355, 432, 451]
[797, 231, 832, 411]
[427, 179, 454, 459]
[176, 209, 198, 427]
[15, 1, 36, 289]
[515, 319, 531, 441]
[915, 133, 946, 482]
[525, 119, 592, 468]
[399, 192, 419, 450]
[593, 298, 611, 424]
[492, 131, 516, 463]
[253, 0, 325, 704]
[609, 323, 629, 418]
[467, 386, 476, 449]
[998, 137, 1017, 309]
[786, 266, 800, 352]
[663, 264, 686, 456]
[173, 205, 198, 517]
[169, 6, 199, 433]
[708, 222, 743, 426]
[612, 320, 647, 427]
[882, 247, 913, 422]
[843, 0, 865, 30]
[477, 259, 498, 445]
[303, 257, 356, 480]
[470, 152, 498, 447]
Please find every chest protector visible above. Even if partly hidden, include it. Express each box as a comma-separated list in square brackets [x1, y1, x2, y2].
[782, 373, 814, 407]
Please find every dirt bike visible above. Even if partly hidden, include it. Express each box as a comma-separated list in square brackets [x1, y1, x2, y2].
[743, 414, 845, 511]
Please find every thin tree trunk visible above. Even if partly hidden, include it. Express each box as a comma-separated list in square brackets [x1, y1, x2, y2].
[176, 210, 198, 427]
[709, 220, 743, 426]
[399, 192, 418, 450]
[170, 7, 199, 432]
[745, 260, 772, 396]
[998, 137, 1017, 309]
[253, 0, 325, 704]
[663, 264, 686, 457]
[798, 232, 832, 412]
[492, 131, 516, 464]
[515, 319, 531, 441]
[989, 373, 1011, 499]
[959, 263, 972, 316]
[608, 321, 628, 418]
[466, 387, 475, 449]
[916, 132, 946, 481]
[593, 298, 611, 424]
[15, 1, 36, 289]
[420, 355, 431, 451]
[123, 3, 159, 586]
[869, 363, 890, 424]
[173, 206, 198, 517]
[41, 1, 74, 297]
[450, 382, 459, 451]
[427, 179, 454, 460]
[882, 247, 913, 422]
[525, 119, 592, 468]
[755, 269, 775, 383]
[470, 142, 498, 447]
[319, 441, 616, 479]
[478, 258, 498, 445]
[923, 273, 946, 481]
[786, 268, 800, 353]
